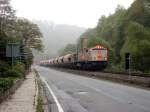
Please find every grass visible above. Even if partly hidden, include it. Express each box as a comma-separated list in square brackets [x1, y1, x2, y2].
[34, 69, 44, 112]
[36, 96, 44, 112]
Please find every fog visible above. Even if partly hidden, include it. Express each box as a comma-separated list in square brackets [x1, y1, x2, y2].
[33, 20, 86, 60]
[11, 0, 133, 60]
[11, 0, 133, 28]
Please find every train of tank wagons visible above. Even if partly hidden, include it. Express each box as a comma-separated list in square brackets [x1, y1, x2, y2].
[40, 45, 108, 70]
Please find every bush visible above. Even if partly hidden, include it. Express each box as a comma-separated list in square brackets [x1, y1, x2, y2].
[0, 61, 26, 78]
[4, 69, 22, 78]
[2, 62, 26, 78]
[13, 61, 25, 75]
[0, 60, 10, 77]
[0, 78, 14, 92]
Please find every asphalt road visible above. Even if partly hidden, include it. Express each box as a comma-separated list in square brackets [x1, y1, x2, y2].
[35, 66, 150, 112]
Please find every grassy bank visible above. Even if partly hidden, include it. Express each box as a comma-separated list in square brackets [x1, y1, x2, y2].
[34, 69, 44, 112]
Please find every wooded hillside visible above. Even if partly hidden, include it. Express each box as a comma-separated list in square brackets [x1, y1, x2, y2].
[78, 0, 150, 73]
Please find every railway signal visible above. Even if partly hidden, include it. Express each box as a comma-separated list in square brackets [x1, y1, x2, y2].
[125, 53, 131, 78]
[125, 53, 130, 70]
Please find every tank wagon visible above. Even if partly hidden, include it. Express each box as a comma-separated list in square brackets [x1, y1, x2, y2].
[40, 45, 108, 70]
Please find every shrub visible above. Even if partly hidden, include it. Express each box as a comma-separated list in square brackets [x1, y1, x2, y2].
[0, 78, 14, 92]
[13, 61, 25, 75]
[4, 69, 22, 78]
[2, 62, 26, 78]
[0, 60, 10, 77]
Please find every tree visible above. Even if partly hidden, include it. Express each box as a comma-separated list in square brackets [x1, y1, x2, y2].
[96, 5, 127, 63]
[77, 1, 150, 72]
[58, 44, 77, 56]
[121, 22, 150, 72]
[113, 6, 127, 63]
[77, 28, 96, 51]
[87, 37, 110, 49]
[14, 19, 44, 52]
[0, 0, 44, 77]
[126, 0, 150, 27]
[0, 0, 15, 33]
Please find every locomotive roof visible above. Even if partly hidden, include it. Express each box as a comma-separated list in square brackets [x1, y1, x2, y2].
[89, 45, 107, 50]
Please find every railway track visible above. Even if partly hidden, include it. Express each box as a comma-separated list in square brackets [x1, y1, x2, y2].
[46, 67, 150, 88]
[102, 70, 150, 78]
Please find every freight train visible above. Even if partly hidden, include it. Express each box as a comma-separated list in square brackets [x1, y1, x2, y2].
[40, 45, 108, 70]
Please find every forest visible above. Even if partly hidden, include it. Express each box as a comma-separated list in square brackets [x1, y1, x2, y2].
[60, 0, 150, 73]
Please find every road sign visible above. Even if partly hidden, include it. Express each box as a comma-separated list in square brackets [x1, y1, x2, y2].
[6, 43, 20, 57]
[6, 43, 20, 68]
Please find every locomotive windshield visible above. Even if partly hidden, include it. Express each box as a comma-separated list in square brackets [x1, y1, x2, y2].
[100, 49, 107, 57]
[90, 49, 107, 61]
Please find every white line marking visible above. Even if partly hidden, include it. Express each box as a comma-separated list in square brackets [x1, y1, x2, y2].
[40, 76, 64, 112]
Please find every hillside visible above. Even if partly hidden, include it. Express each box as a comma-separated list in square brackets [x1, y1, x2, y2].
[33, 20, 86, 60]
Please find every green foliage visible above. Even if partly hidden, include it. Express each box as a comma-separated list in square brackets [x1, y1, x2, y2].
[0, 61, 25, 78]
[4, 69, 21, 78]
[87, 37, 110, 49]
[107, 50, 115, 66]
[0, 78, 14, 92]
[121, 22, 150, 72]
[78, 5, 127, 63]
[97, 5, 126, 44]
[0, 32, 8, 60]
[13, 61, 25, 75]
[97, 5, 127, 63]
[0, 60, 10, 72]
[77, 1, 150, 73]
[35, 69, 44, 112]
[125, 0, 150, 27]
[22, 48, 34, 69]
[0, 31, 8, 43]
[78, 28, 97, 51]
[36, 96, 44, 112]
[0, 0, 43, 76]
[0, 0, 15, 33]
[14, 19, 44, 52]
[0, 0, 44, 96]
[58, 44, 77, 56]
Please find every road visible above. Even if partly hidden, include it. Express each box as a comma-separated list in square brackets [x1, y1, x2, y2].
[35, 66, 150, 112]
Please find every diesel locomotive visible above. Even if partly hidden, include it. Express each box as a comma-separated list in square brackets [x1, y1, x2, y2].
[40, 45, 108, 70]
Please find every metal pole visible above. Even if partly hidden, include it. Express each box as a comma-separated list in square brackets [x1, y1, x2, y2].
[128, 56, 131, 81]
[11, 44, 14, 68]
[77, 43, 78, 61]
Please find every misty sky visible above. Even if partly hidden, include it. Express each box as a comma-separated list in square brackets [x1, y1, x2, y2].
[11, 0, 133, 28]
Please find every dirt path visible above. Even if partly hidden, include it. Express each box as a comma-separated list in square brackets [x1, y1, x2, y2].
[0, 72, 36, 112]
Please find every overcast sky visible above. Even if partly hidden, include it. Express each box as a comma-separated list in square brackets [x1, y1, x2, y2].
[11, 0, 133, 28]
